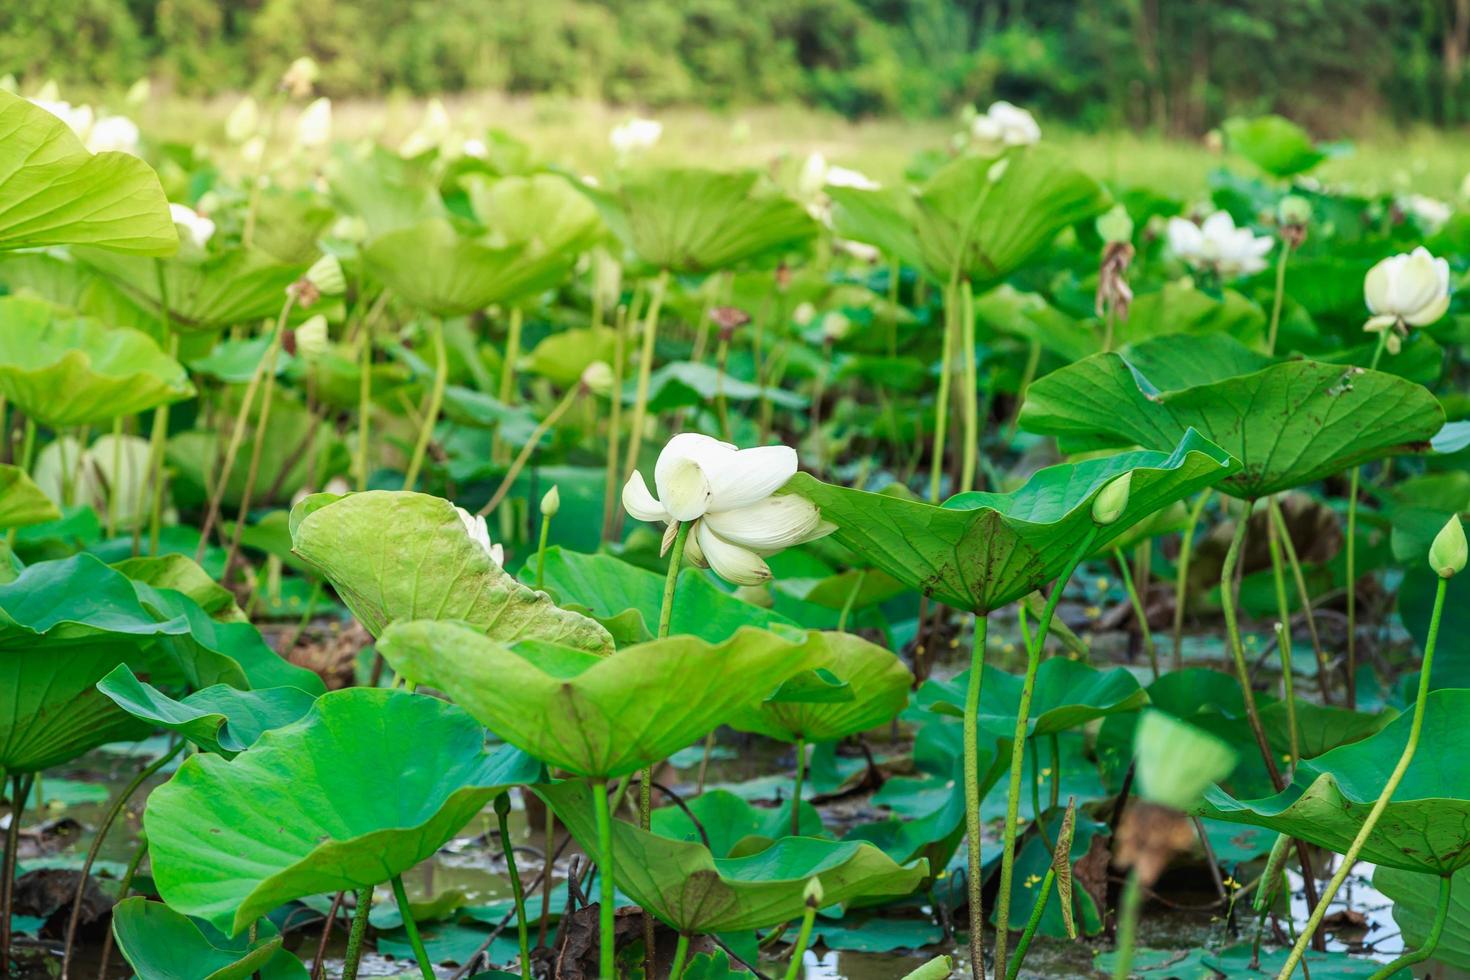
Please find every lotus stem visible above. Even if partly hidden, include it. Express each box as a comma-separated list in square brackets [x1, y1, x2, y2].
[1, 772, 34, 968]
[478, 385, 580, 517]
[1005, 867, 1055, 980]
[601, 307, 629, 543]
[928, 281, 957, 504]
[221, 317, 290, 585]
[1005, 337, 1042, 446]
[959, 278, 979, 493]
[1114, 546, 1158, 680]
[341, 884, 372, 980]
[696, 730, 717, 796]
[95, 835, 148, 980]
[791, 736, 807, 836]
[669, 933, 691, 980]
[146, 262, 179, 556]
[4, 418, 35, 550]
[1219, 499, 1283, 788]
[389, 874, 434, 980]
[403, 319, 448, 491]
[836, 569, 866, 632]
[1344, 329, 1391, 709]
[489, 792, 532, 980]
[886, 257, 901, 358]
[993, 528, 1096, 971]
[1171, 488, 1212, 670]
[311, 890, 346, 980]
[1266, 239, 1291, 357]
[961, 613, 990, 980]
[1276, 574, 1448, 978]
[1264, 510, 1302, 767]
[1110, 868, 1143, 980]
[1267, 498, 1330, 702]
[1365, 875, 1451, 980]
[592, 778, 617, 980]
[104, 417, 123, 539]
[782, 890, 820, 980]
[356, 311, 374, 491]
[60, 741, 183, 979]
[621, 269, 670, 495]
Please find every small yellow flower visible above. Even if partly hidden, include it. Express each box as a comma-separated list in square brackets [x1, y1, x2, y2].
[1085, 605, 1102, 619]
[1095, 576, 1110, 591]
[1024, 874, 1043, 889]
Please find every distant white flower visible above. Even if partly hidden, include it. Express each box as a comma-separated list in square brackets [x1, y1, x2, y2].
[456, 504, 504, 566]
[462, 138, 487, 158]
[85, 115, 140, 155]
[295, 97, 332, 148]
[799, 152, 880, 200]
[29, 98, 93, 139]
[1404, 194, 1452, 232]
[400, 98, 451, 157]
[1363, 246, 1450, 354]
[820, 311, 851, 343]
[169, 203, 215, 249]
[1166, 211, 1273, 278]
[836, 239, 880, 263]
[225, 96, 260, 144]
[280, 56, 320, 98]
[971, 101, 1041, 146]
[621, 433, 833, 585]
[610, 117, 662, 155]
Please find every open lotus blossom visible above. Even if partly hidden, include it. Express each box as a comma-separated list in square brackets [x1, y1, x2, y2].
[971, 100, 1041, 146]
[169, 203, 215, 250]
[1166, 211, 1273, 278]
[29, 97, 93, 138]
[1364, 246, 1451, 354]
[455, 504, 504, 566]
[610, 117, 662, 155]
[85, 114, 141, 155]
[622, 433, 833, 585]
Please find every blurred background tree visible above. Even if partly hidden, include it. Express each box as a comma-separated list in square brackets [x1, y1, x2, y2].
[8, 0, 1470, 132]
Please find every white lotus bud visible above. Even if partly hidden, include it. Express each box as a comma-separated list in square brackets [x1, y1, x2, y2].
[541, 485, 561, 519]
[804, 877, 825, 907]
[1091, 473, 1132, 526]
[580, 361, 615, 397]
[1430, 515, 1467, 579]
[226, 96, 260, 144]
[455, 504, 503, 566]
[169, 203, 215, 250]
[1364, 246, 1450, 328]
[295, 97, 332, 149]
[280, 56, 320, 98]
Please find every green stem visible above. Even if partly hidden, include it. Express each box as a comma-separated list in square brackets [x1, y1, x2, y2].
[592, 778, 616, 980]
[836, 569, 866, 632]
[94, 836, 149, 980]
[791, 736, 806, 836]
[402, 319, 447, 491]
[886, 258, 900, 358]
[962, 613, 990, 980]
[478, 386, 581, 517]
[669, 933, 691, 980]
[1267, 498, 1331, 702]
[1266, 239, 1291, 357]
[390, 875, 434, 980]
[105, 416, 123, 539]
[622, 270, 670, 491]
[535, 515, 552, 590]
[959, 278, 979, 493]
[1171, 488, 1212, 670]
[5, 418, 35, 550]
[1276, 575, 1448, 978]
[1344, 329, 1390, 710]
[929, 281, 957, 503]
[657, 522, 691, 640]
[601, 304, 628, 542]
[537, 803, 556, 948]
[1266, 514, 1301, 769]
[495, 795, 532, 980]
[357, 311, 374, 491]
[1365, 875, 1452, 980]
[1114, 546, 1158, 680]
[783, 901, 819, 980]
[696, 730, 717, 795]
[1221, 499, 1284, 789]
[1111, 869, 1143, 980]
[2, 773, 35, 968]
[994, 528, 1097, 971]
[341, 885, 373, 980]
[1005, 868, 1055, 980]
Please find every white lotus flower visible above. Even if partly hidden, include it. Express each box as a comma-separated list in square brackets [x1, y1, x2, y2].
[400, 98, 451, 157]
[1404, 194, 1452, 232]
[621, 433, 833, 585]
[169, 203, 215, 249]
[29, 98, 93, 139]
[798, 152, 880, 202]
[1363, 246, 1451, 354]
[610, 117, 662, 155]
[455, 504, 504, 566]
[295, 97, 332, 148]
[970, 101, 1040, 146]
[225, 96, 260, 144]
[1166, 211, 1272, 278]
[85, 115, 140, 155]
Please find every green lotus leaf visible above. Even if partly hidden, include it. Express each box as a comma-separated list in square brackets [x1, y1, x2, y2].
[146, 687, 542, 934]
[524, 548, 793, 646]
[583, 168, 818, 272]
[0, 91, 175, 255]
[111, 897, 308, 980]
[1118, 283, 1266, 348]
[0, 554, 319, 773]
[538, 779, 927, 933]
[1375, 865, 1470, 970]
[1201, 689, 1470, 875]
[726, 632, 911, 743]
[111, 553, 246, 622]
[1224, 114, 1327, 176]
[786, 429, 1236, 613]
[1094, 942, 1400, 978]
[1020, 334, 1445, 498]
[0, 296, 193, 426]
[362, 217, 575, 316]
[290, 490, 611, 653]
[919, 658, 1147, 738]
[651, 790, 824, 858]
[465, 172, 604, 260]
[377, 619, 825, 778]
[0, 464, 60, 529]
[97, 664, 317, 758]
[76, 247, 309, 332]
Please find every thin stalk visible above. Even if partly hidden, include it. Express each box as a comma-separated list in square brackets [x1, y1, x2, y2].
[1172, 489, 1212, 669]
[494, 795, 532, 980]
[357, 311, 374, 491]
[105, 416, 123, 538]
[959, 278, 979, 492]
[402, 319, 448, 490]
[886, 258, 901, 358]
[1005, 868, 1055, 980]
[1365, 875, 1452, 980]
[311, 891, 346, 980]
[1345, 329, 1390, 709]
[791, 737, 806, 836]
[696, 730, 717, 795]
[1005, 338, 1041, 445]
[1114, 546, 1159, 680]
[221, 322, 287, 585]
[2, 773, 35, 968]
[929, 282, 957, 503]
[783, 898, 819, 980]
[656, 522, 691, 640]
[1111, 868, 1143, 980]
[60, 741, 184, 979]
[95, 836, 148, 980]
[1266, 239, 1292, 357]
[390, 874, 435, 980]
[478, 386, 580, 517]
[1220, 499, 1283, 789]
[669, 933, 691, 980]
[592, 778, 616, 980]
[962, 614, 991, 980]
[341, 885, 373, 980]
[993, 529, 1097, 971]
[1265, 508, 1302, 765]
[1276, 575, 1448, 977]
[601, 304, 629, 542]
[836, 569, 866, 632]
[145, 334, 180, 556]
[535, 513, 552, 590]
[622, 270, 670, 491]
[5, 418, 35, 549]
[1268, 498, 1331, 703]
[537, 804, 556, 948]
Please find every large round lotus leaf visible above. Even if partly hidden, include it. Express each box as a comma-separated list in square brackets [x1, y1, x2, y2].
[1020, 334, 1446, 499]
[725, 632, 911, 743]
[651, 790, 824, 859]
[786, 429, 1236, 614]
[582, 168, 817, 273]
[1375, 865, 1470, 970]
[290, 490, 611, 654]
[525, 547, 793, 646]
[378, 619, 824, 778]
[1201, 689, 1470, 875]
[1223, 114, 1327, 177]
[464, 172, 604, 262]
[76, 247, 309, 332]
[538, 779, 928, 933]
[111, 897, 308, 980]
[146, 687, 542, 935]
[0, 554, 319, 773]
[0, 464, 59, 529]
[0, 296, 193, 426]
[918, 658, 1147, 738]
[0, 91, 175, 255]
[829, 145, 1109, 287]
[97, 664, 317, 758]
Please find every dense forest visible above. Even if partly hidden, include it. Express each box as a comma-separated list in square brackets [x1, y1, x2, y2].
[8, 0, 1470, 131]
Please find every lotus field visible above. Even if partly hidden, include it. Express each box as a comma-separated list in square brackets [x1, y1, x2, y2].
[5, 75, 1470, 980]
